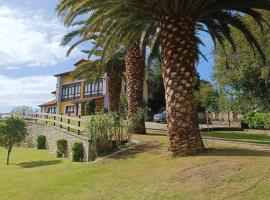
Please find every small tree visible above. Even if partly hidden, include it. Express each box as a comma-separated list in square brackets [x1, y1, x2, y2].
[0, 117, 27, 165]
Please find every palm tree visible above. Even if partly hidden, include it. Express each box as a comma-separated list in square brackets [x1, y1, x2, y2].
[56, 1, 159, 134]
[60, 29, 125, 113]
[73, 53, 125, 113]
[57, 0, 270, 155]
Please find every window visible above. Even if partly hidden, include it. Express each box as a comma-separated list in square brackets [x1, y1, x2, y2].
[47, 107, 56, 114]
[65, 105, 75, 114]
[84, 79, 103, 97]
[75, 85, 80, 97]
[61, 82, 81, 101]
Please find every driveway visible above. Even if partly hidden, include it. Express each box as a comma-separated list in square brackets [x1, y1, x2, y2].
[146, 121, 240, 133]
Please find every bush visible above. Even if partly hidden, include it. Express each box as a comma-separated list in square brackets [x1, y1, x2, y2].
[56, 139, 68, 158]
[71, 141, 84, 162]
[244, 112, 270, 129]
[85, 110, 143, 158]
[37, 135, 46, 149]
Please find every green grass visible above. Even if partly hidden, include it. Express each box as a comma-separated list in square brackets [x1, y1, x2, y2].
[202, 131, 270, 145]
[1, 134, 270, 199]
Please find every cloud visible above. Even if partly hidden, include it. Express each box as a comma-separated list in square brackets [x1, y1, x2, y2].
[0, 74, 56, 112]
[0, 5, 79, 68]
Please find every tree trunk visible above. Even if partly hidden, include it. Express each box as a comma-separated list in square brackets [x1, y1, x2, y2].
[107, 67, 122, 113]
[6, 146, 12, 165]
[161, 15, 204, 156]
[228, 111, 231, 127]
[125, 41, 146, 134]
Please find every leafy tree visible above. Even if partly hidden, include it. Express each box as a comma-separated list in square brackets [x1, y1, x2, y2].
[214, 11, 270, 112]
[0, 117, 27, 165]
[147, 60, 166, 116]
[196, 81, 219, 126]
[56, 0, 270, 156]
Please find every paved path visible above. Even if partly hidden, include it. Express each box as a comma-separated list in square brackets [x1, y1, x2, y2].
[145, 121, 240, 132]
[145, 122, 270, 152]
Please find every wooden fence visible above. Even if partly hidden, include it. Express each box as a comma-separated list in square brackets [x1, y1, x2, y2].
[0, 112, 88, 135]
[24, 113, 88, 135]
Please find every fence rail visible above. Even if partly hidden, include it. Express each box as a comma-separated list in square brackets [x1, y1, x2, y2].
[24, 112, 88, 135]
[0, 112, 88, 135]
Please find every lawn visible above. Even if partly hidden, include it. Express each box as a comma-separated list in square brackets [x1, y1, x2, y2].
[1, 134, 270, 200]
[202, 131, 270, 145]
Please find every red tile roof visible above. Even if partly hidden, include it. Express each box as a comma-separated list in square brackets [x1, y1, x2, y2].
[39, 100, 57, 107]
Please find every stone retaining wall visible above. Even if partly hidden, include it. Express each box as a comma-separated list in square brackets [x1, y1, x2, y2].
[24, 123, 95, 162]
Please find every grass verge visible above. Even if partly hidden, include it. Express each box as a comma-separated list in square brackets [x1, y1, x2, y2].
[1, 134, 270, 199]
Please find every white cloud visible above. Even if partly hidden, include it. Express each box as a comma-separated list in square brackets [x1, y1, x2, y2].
[0, 74, 56, 112]
[0, 5, 78, 68]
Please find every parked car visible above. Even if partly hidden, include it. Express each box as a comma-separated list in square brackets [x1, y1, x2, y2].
[153, 111, 167, 123]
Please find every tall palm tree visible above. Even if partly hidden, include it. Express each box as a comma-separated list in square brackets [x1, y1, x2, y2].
[58, 0, 270, 155]
[60, 29, 125, 113]
[56, 1, 160, 134]
[73, 52, 125, 113]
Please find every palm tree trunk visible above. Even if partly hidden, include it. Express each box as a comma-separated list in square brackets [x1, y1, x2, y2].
[161, 15, 204, 156]
[107, 67, 122, 113]
[125, 41, 146, 134]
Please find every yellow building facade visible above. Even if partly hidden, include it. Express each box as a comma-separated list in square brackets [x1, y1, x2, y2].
[40, 60, 148, 116]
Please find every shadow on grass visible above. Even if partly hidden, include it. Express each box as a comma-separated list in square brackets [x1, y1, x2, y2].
[146, 132, 167, 137]
[16, 160, 62, 168]
[106, 140, 164, 161]
[200, 148, 270, 157]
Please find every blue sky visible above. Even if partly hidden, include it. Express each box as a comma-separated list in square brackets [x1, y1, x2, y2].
[0, 0, 214, 112]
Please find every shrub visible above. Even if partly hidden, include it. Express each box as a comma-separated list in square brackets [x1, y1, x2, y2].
[37, 135, 46, 149]
[244, 112, 270, 129]
[119, 95, 128, 113]
[71, 141, 84, 162]
[85, 110, 143, 158]
[56, 139, 68, 158]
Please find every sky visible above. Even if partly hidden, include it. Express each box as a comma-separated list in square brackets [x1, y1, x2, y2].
[0, 0, 214, 113]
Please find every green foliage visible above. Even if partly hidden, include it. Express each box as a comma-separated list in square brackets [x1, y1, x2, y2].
[119, 95, 128, 113]
[56, 139, 68, 158]
[214, 11, 270, 112]
[85, 112, 135, 157]
[37, 135, 46, 150]
[195, 81, 219, 113]
[56, 0, 270, 68]
[0, 116, 27, 165]
[71, 141, 84, 162]
[147, 61, 166, 116]
[129, 108, 145, 131]
[244, 112, 270, 129]
[85, 100, 96, 115]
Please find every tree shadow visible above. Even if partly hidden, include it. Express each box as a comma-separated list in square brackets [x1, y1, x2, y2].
[104, 141, 164, 161]
[16, 160, 62, 168]
[199, 148, 270, 157]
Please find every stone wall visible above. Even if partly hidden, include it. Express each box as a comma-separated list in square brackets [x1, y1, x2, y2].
[24, 123, 95, 162]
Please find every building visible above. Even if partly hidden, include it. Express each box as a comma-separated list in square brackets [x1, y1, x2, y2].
[39, 60, 148, 116]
